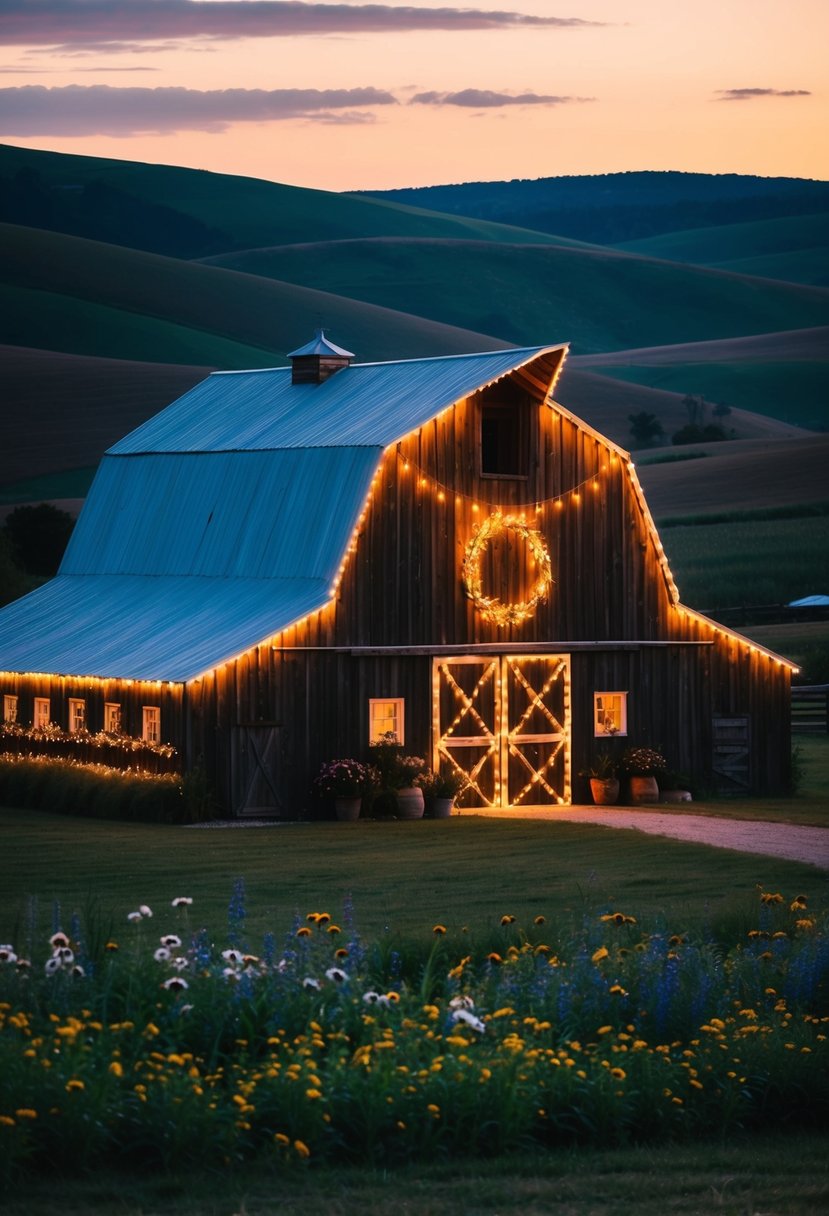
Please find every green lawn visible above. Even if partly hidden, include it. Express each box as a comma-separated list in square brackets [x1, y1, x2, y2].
[5, 1134, 828, 1216]
[1, 805, 825, 953]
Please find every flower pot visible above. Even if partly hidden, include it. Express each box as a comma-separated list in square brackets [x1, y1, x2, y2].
[628, 775, 659, 805]
[431, 797, 455, 819]
[334, 796, 362, 821]
[589, 777, 620, 806]
[395, 787, 425, 819]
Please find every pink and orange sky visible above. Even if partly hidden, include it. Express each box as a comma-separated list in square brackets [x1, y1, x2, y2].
[0, 0, 826, 192]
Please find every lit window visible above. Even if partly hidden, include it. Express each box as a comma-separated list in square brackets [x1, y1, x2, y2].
[104, 702, 122, 733]
[68, 698, 86, 734]
[3, 694, 17, 723]
[369, 698, 405, 744]
[594, 692, 627, 737]
[142, 706, 160, 744]
[33, 697, 50, 729]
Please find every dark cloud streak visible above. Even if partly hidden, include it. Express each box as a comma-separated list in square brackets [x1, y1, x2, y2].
[0, 83, 397, 134]
[716, 87, 811, 101]
[0, 1, 604, 48]
[411, 88, 592, 107]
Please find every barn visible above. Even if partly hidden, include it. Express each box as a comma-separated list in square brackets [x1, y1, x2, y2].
[0, 335, 795, 814]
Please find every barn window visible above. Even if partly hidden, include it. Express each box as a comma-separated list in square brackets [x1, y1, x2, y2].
[480, 404, 527, 477]
[594, 692, 627, 737]
[33, 697, 50, 729]
[104, 702, 122, 733]
[369, 698, 405, 745]
[3, 694, 17, 723]
[68, 698, 86, 734]
[142, 706, 160, 744]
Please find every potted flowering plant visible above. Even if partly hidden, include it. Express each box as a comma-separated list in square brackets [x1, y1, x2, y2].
[619, 746, 667, 804]
[369, 732, 428, 818]
[579, 750, 620, 806]
[418, 767, 466, 817]
[314, 758, 378, 820]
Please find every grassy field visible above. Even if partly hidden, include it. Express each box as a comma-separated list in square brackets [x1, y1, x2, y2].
[200, 237, 829, 356]
[658, 511, 829, 611]
[5, 1133, 828, 1216]
[616, 211, 829, 285]
[587, 359, 828, 430]
[2, 799, 825, 951]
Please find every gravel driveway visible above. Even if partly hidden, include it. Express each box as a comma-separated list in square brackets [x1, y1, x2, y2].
[467, 807, 829, 870]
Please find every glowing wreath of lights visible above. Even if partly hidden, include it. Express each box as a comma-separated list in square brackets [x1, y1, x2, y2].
[462, 511, 553, 627]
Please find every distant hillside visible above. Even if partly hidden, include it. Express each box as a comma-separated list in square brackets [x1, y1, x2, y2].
[202, 237, 829, 365]
[362, 171, 829, 245]
[0, 346, 210, 486]
[0, 223, 512, 367]
[637, 434, 829, 519]
[615, 213, 829, 286]
[572, 329, 829, 431]
[0, 143, 570, 257]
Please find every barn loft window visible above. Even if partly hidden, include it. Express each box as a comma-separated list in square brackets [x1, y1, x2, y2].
[33, 697, 50, 729]
[3, 694, 17, 723]
[104, 702, 122, 733]
[369, 698, 405, 745]
[142, 706, 160, 744]
[68, 698, 86, 734]
[594, 692, 628, 737]
[479, 381, 532, 478]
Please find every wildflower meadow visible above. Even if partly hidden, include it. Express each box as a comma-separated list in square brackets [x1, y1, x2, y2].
[1, 881, 827, 1184]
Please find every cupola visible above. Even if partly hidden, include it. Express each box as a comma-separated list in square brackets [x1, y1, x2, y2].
[288, 328, 355, 385]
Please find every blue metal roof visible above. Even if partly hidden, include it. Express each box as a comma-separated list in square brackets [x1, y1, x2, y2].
[0, 575, 329, 683]
[0, 345, 567, 683]
[110, 346, 565, 454]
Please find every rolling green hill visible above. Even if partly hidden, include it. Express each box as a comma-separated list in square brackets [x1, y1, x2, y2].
[572, 329, 829, 431]
[201, 237, 829, 362]
[615, 213, 829, 286]
[0, 143, 576, 255]
[0, 223, 512, 367]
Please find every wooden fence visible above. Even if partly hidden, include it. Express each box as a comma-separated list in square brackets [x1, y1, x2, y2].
[791, 685, 829, 734]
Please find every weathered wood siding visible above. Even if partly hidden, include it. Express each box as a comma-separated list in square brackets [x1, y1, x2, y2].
[184, 373, 791, 810]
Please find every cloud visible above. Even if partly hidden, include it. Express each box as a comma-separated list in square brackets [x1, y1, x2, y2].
[0, 2, 604, 48]
[715, 87, 812, 101]
[0, 83, 398, 134]
[410, 88, 592, 107]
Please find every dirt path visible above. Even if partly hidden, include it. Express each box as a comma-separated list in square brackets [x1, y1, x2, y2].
[466, 807, 829, 870]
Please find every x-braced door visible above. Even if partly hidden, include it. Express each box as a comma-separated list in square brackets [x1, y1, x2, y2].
[432, 655, 570, 808]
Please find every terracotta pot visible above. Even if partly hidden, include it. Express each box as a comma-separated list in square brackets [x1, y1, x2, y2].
[395, 787, 425, 819]
[431, 797, 455, 819]
[628, 775, 659, 805]
[334, 796, 362, 821]
[589, 777, 620, 806]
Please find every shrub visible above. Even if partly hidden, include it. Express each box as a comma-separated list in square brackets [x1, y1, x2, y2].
[0, 755, 192, 823]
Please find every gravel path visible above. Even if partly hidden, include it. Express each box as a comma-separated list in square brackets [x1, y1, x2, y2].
[467, 807, 829, 870]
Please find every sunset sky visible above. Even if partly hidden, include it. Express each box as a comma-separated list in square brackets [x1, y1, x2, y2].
[0, 0, 826, 192]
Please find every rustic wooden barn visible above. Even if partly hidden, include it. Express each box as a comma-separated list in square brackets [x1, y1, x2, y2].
[0, 335, 795, 813]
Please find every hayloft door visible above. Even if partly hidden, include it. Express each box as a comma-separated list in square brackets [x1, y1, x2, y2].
[433, 655, 570, 808]
[232, 724, 283, 817]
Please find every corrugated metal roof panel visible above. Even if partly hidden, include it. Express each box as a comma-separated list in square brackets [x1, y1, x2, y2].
[61, 447, 380, 580]
[0, 575, 329, 683]
[110, 346, 565, 454]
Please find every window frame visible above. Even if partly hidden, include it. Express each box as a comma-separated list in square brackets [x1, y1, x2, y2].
[33, 697, 51, 729]
[369, 697, 405, 745]
[68, 698, 86, 734]
[104, 702, 122, 734]
[593, 692, 628, 738]
[3, 694, 18, 724]
[142, 705, 160, 744]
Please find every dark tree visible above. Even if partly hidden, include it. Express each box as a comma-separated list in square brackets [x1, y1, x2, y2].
[2, 503, 75, 577]
[628, 411, 665, 447]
